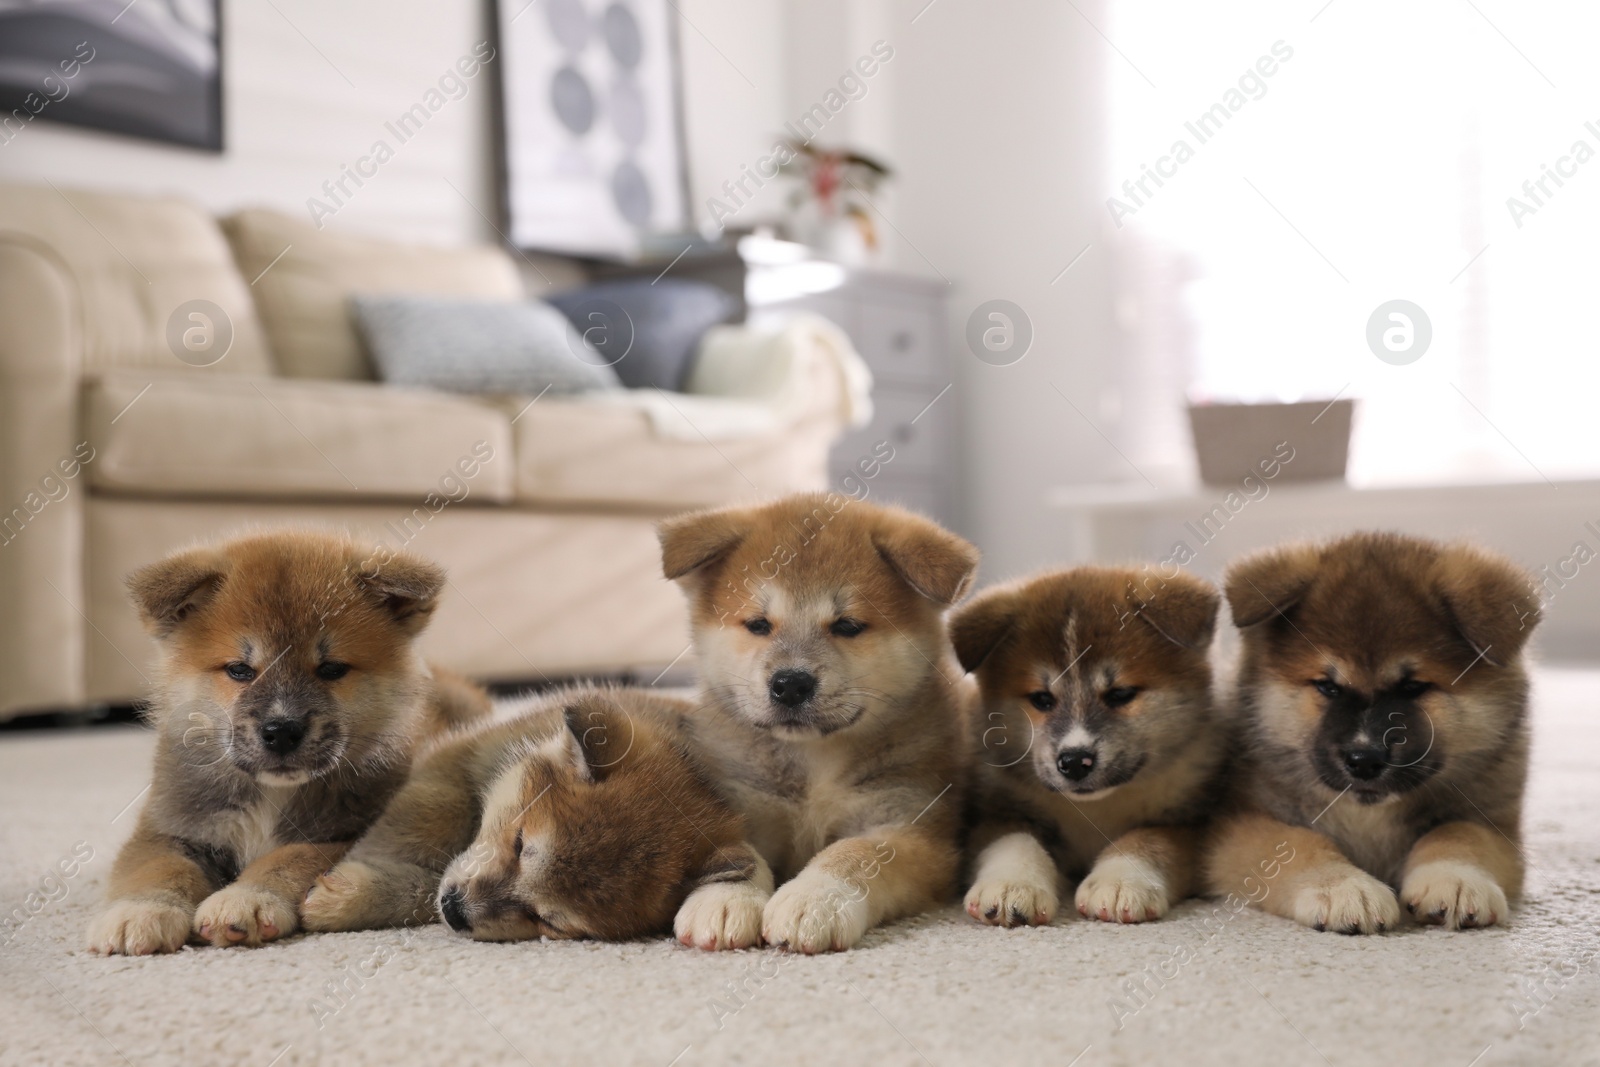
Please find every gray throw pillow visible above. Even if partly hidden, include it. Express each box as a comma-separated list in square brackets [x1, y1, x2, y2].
[546, 279, 738, 391]
[351, 295, 622, 395]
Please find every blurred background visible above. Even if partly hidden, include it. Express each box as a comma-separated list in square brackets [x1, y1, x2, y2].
[2, 0, 1597, 722]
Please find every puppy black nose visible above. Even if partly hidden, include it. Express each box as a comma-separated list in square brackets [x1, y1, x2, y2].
[440, 887, 470, 932]
[1057, 748, 1097, 782]
[769, 669, 817, 708]
[259, 719, 305, 755]
[1343, 747, 1388, 780]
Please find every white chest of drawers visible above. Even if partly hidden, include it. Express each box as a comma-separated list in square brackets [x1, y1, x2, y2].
[752, 267, 954, 524]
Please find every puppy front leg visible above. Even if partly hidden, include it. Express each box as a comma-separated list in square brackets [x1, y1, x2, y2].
[763, 826, 957, 953]
[87, 818, 218, 955]
[964, 822, 1059, 927]
[1206, 812, 1399, 934]
[674, 842, 774, 951]
[303, 749, 480, 932]
[1076, 825, 1198, 924]
[1400, 821, 1521, 929]
[193, 842, 348, 947]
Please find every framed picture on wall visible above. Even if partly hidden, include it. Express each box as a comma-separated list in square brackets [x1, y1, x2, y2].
[491, 0, 689, 259]
[0, 0, 223, 151]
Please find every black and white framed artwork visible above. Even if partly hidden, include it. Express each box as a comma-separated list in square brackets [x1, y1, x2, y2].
[0, 0, 222, 151]
[493, 0, 688, 259]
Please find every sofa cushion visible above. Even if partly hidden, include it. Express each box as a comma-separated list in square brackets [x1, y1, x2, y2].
[546, 279, 738, 390]
[0, 183, 275, 377]
[351, 296, 622, 395]
[84, 371, 514, 502]
[222, 209, 524, 381]
[508, 395, 833, 508]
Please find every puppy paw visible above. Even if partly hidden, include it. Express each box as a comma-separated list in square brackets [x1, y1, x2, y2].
[762, 872, 871, 953]
[87, 899, 193, 955]
[675, 882, 769, 950]
[965, 878, 1057, 927]
[194, 884, 296, 947]
[1292, 870, 1400, 934]
[301, 861, 379, 932]
[1075, 855, 1169, 924]
[1401, 861, 1508, 930]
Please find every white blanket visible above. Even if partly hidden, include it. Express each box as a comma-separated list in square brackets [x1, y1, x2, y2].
[567, 313, 875, 442]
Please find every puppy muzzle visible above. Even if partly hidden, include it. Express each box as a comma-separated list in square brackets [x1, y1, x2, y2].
[1317, 693, 1437, 797]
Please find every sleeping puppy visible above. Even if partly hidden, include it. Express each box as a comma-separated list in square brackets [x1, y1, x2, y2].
[951, 567, 1227, 926]
[302, 687, 762, 944]
[87, 531, 490, 955]
[1206, 532, 1540, 933]
[659, 493, 979, 953]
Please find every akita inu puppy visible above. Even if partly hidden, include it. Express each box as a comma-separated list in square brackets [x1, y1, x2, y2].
[659, 493, 980, 953]
[951, 567, 1227, 926]
[87, 532, 489, 955]
[1207, 532, 1540, 933]
[303, 688, 761, 944]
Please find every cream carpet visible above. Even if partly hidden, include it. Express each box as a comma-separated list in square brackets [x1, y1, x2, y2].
[3, 670, 1599, 1067]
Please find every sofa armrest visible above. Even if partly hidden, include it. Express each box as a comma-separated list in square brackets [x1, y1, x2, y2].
[0, 235, 88, 718]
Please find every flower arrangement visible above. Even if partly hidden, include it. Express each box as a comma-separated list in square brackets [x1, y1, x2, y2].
[780, 142, 893, 261]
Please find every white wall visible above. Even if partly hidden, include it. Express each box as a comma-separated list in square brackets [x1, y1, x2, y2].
[0, 0, 786, 246]
[874, 0, 1122, 583]
[676, 0, 790, 231]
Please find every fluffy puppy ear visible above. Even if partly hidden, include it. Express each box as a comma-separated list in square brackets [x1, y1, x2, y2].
[1434, 545, 1541, 666]
[948, 586, 1017, 673]
[659, 506, 750, 581]
[1225, 543, 1321, 628]
[561, 697, 630, 783]
[873, 510, 980, 605]
[354, 549, 446, 635]
[1129, 572, 1221, 651]
[125, 548, 229, 636]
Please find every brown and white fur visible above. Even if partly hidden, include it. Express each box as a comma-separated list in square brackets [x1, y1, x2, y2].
[659, 493, 979, 953]
[86, 531, 490, 955]
[1206, 532, 1539, 933]
[951, 567, 1227, 926]
[303, 687, 760, 944]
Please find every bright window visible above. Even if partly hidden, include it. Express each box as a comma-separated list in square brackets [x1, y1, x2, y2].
[1107, 0, 1600, 485]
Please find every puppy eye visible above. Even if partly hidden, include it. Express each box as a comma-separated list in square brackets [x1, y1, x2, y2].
[744, 617, 773, 636]
[512, 829, 523, 854]
[1313, 678, 1343, 699]
[829, 617, 867, 638]
[1393, 678, 1432, 699]
[315, 661, 351, 681]
[1103, 686, 1140, 708]
[224, 662, 256, 683]
[1027, 690, 1056, 712]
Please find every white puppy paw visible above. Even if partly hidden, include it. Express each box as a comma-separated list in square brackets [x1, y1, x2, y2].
[194, 883, 296, 947]
[965, 831, 1059, 927]
[762, 871, 871, 953]
[675, 882, 769, 950]
[87, 899, 193, 956]
[1075, 854, 1169, 924]
[1293, 869, 1400, 934]
[1401, 861, 1508, 930]
[965, 878, 1057, 927]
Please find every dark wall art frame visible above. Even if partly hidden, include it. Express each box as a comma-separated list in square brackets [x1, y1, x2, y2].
[0, 0, 224, 152]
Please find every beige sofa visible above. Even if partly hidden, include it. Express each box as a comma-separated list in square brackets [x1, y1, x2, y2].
[0, 184, 848, 720]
